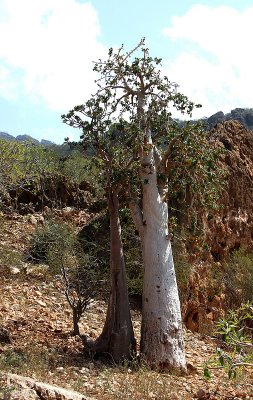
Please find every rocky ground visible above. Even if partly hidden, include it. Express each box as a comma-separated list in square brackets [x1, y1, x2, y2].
[0, 213, 253, 399]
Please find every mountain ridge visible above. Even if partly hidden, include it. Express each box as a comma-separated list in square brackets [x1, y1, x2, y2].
[202, 107, 253, 130]
[1, 107, 253, 145]
[0, 131, 55, 147]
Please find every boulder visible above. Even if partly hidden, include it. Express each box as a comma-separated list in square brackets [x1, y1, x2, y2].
[3, 373, 94, 400]
[3, 388, 40, 400]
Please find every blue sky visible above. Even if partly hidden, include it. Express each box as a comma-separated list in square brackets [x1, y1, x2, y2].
[0, 0, 253, 143]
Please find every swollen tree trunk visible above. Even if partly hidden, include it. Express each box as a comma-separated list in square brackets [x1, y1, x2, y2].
[141, 178, 186, 372]
[84, 189, 136, 362]
[130, 135, 186, 373]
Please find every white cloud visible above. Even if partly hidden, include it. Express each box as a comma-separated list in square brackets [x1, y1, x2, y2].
[0, 0, 107, 111]
[163, 5, 253, 118]
[0, 65, 20, 100]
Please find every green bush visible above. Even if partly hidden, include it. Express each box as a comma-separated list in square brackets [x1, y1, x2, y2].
[173, 255, 193, 304]
[205, 302, 253, 379]
[0, 349, 28, 371]
[28, 218, 76, 270]
[78, 208, 144, 297]
[61, 150, 104, 197]
[28, 217, 103, 334]
[0, 139, 60, 195]
[28, 217, 103, 279]
[223, 249, 253, 307]
[0, 246, 24, 270]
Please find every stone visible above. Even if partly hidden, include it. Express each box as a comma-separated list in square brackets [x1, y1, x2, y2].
[5, 373, 94, 400]
[194, 388, 208, 399]
[204, 107, 253, 130]
[28, 215, 37, 225]
[3, 388, 40, 400]
[8, 266, 20, 275]
[0, 328, 11, 344]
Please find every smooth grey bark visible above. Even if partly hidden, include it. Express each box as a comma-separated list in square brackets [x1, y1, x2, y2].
[83, 189, 136, 362]
[130, 132, 186, 373]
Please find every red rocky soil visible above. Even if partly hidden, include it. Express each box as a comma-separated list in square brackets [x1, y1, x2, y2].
[0, 213, 253, 399]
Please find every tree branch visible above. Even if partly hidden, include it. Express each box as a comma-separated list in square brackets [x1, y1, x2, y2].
[153, 146, 162, 169]
[128, 197, 144, 237]
[161, 137, 179, 170]
[121, 38, 145, 63]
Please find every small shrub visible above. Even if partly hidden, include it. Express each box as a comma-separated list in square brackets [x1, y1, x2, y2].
[28, 217, 103, 334]
[78, 209, 144, 298]
[172, 235, 194, 304]
[28, 218, 76, 270]
[223, 249, 253, 307]
[205, 302, 253, 379]
[0, 215, 24, 275]
[62, 250, 103, 335]
[0, 349, 28, 371]
[0, 247, 23, 269]
[0, 345, 61, 378]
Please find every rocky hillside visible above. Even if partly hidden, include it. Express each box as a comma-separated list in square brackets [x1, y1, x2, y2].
[0, 119, 253, 398]
[1, 118, 253, 338]
[183, 119, 253, 333]
[0, 214, 252, 399]
[206, 120, 253, 259]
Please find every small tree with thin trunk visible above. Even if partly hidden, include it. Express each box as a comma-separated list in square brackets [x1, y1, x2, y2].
[61, 253, 96, 337]
[62, 112, 138, 362]
[62, 39, 224, 372]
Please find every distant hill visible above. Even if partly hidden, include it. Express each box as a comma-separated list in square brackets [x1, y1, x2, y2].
[41, 139, 55, 147]
[0, 131, 75, 157]
[202, 108, 253, 131]
[1, 107, 253, 148]
[16, 134, 40, 145]
[0, 132, 16, 141]
[0, 132, 54, 147]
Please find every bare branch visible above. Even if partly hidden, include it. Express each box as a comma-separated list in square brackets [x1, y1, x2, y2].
[153, 146, 162, 169]
[161, 137, 179, 169]
[122, 38, 145, 63]
[122, 76, 138, 95]
[129, 197, 144, 237]
[208, 362, 253, 370]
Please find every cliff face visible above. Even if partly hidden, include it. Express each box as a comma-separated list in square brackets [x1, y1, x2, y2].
[183, 120, 253, 333]
[206, 120, 253, 259]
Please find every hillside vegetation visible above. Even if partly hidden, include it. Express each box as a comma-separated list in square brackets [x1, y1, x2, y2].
[0, 116, 253, 398]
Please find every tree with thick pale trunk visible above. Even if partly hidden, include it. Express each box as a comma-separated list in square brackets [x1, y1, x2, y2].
[62, 39, 224, 371]
[130, 131, 186, 372]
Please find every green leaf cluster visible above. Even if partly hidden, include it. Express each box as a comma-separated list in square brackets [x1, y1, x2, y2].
[0, 139, 60, 194]
[62, 39, 225, 222]
[205, 302, 253, 379]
